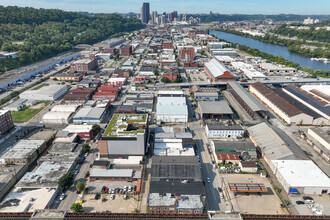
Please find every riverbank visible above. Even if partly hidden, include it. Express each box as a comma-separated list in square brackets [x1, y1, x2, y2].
[213, 28, 330, 59]
[210, 31, 329, 78]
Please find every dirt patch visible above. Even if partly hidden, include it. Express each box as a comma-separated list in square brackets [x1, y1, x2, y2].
[30, 103, 45, 109]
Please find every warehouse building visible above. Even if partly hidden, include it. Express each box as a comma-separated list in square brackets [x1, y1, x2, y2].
[271, 160, 330, 195]
[3, 99, 26, 111]
[70, 59, 98, 74]
[259, 63, 296, 73]
[249, 82, 313, 125]
[93, 38, 125, 49]
[50, 73, 82, 82]
[150, 156, 205, 196]
[0, 140, 46, 165]
[227, 82, 268, 119]
[205, 123, 244, 139]
[283, 85, 330, 122]
[0, 110, 14, 136]
[20, 85, 68, 101]
[194, 91, 219, 101]
[247, 122, 308, 165]
[156, 91, 188, 123]
[106, 77, 127, 86]
[73, 107, 106, 124]
[99, 114, 148, 158]
[231, 62, 266, 80]
[198, 101, 233, 120]
[42, 111, 73, 125]
[89, 169, 141, 181]
[204, 59, 236, 82]
[305, 127, 330, 162]
[62, 124, 93, 140]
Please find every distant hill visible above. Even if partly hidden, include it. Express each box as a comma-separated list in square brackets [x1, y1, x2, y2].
[187, 14, 330, 23]
[0, 6, 144, 72]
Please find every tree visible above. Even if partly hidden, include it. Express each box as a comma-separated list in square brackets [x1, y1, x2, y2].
[82, 144, 90, 153]
[160, 77, 168, 83]
[92, 124, 100, 136]
[114, 54, 120, 61]
[71, 203, 83, 213]
[58, 172, 74, 190]
[153, 69, 159, 75]
[76, 181, 85, 192]
[200, 50, 206, 56]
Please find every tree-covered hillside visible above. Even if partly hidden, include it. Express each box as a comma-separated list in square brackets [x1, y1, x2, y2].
[0, 6, 144, 72]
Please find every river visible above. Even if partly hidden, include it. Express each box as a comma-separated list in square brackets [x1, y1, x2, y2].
[210, 30, 330, 71]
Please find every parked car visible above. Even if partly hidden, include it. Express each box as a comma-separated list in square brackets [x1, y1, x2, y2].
[74, 169, 78, 175]
[303, 196, 313, 200]
[59, 193, 66, 200]
[207, 177, 211, 183]
[305, 200, 314, 204]
[110, 194, 115, 200]
[296, 201, 305, 205]
[76, 190, 80, 194]
[218, 187, 222, 193]
[94, 193, 100, 200]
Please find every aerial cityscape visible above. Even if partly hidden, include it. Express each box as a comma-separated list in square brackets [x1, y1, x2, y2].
[0, 1, 329, 219]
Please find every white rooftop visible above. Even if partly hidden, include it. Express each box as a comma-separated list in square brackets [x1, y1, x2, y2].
[51, 104, 79, 112]
[63, 124, 93, 133]
[205, 59, 230, 78]
[272, 160, 330, 188]
[107, 77, 126, 83]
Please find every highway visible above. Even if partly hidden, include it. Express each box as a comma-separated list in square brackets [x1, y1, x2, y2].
[147, 78, 330, 88]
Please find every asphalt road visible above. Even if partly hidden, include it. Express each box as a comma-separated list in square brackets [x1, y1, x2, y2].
[54, 141, 98, 211]
[186, 90, 229, 212]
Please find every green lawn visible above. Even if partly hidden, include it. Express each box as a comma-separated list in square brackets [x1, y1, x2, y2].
[32, 83, 48, 90]
[11, 108, 43, 123]
[10, 100, 50, 123]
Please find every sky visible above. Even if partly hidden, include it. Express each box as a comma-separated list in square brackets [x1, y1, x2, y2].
[1, 0, 330, 14]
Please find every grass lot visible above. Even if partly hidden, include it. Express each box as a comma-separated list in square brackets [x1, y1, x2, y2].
[32, 83, 48, 90]
[11, 108, 43, 123]
[10, 101, 50, 123]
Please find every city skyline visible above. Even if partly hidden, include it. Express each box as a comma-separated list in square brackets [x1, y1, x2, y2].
[1, 0, 330, 15]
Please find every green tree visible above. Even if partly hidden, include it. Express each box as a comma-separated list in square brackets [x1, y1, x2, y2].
[160, 77, 168, 83]
[71, 203, 83, 213]
[92, 124, 100, 136]
[58, 172, 74, 190]
[153, 69, 159, 75]
[76, 181, 85, 192]
[82, 144, 90, 153]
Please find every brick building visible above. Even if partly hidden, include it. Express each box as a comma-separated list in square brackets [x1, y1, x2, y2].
[120, 45, 132, 57]
[162, 42, 174, 49]
[70, 59, 98, 74]
[179, 48, 195, 60]
[163, 69, 179, 81]
[103, 48, 118, 55]
[0, 110, 14, 136]
[50, 74, 83, 82]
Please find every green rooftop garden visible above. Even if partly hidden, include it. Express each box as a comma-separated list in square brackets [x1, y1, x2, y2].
[103, 114, 147, 137]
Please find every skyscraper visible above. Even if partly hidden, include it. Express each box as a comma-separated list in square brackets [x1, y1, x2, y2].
[141, 2, 150, 24]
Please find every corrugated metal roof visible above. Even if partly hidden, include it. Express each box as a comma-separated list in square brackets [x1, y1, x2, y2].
[90, 169, 133, 178]
[247, 122, 308, 161]
[205, 59, 230, 78]
[250, 82, 303, 117]
[199, 101, 233, 114]
[228, 81, 267, 112]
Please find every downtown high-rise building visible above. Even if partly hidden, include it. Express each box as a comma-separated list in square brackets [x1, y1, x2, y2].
[141, 2, 150, 24]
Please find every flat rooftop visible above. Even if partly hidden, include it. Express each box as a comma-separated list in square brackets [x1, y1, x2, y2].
[199, 101, 233, 115]
[103, 114, 147, 138]
[272, 160, 330, 188]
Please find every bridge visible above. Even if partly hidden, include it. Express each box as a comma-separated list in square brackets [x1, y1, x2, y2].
[74, 44, 94, 50]
[146, 78, 330, 88]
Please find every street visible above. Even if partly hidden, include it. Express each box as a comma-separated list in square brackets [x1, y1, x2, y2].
[53, 141, 98, 211]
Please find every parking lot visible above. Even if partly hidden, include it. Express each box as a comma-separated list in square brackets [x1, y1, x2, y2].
[187, 70, 209, 83]
[289, 194, 329, 216]
[79, 193, 138, 213]
[222, 174, 288, 215]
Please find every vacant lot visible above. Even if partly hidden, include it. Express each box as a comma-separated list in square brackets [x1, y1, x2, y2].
[11, 101, 50, 123]
[11, 108, 43, 123]
[222, 174, 288, 215]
